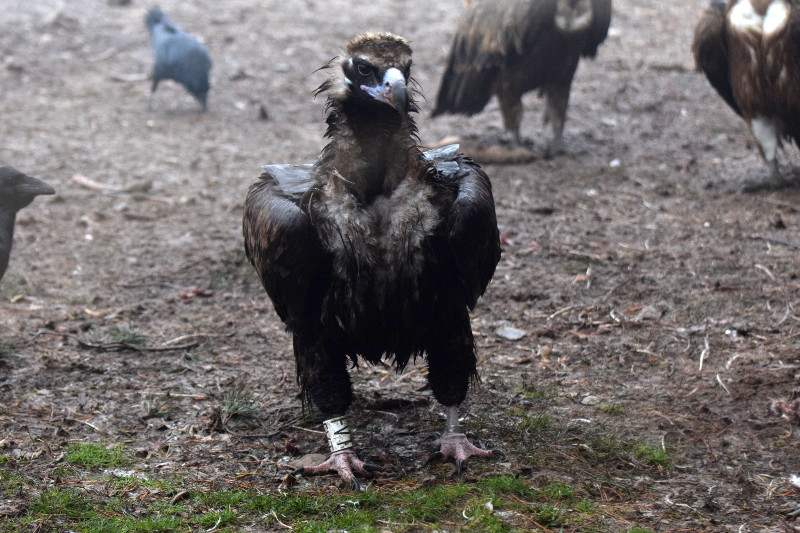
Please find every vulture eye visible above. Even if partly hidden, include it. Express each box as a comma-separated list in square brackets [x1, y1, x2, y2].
[357, 62, 372, 77]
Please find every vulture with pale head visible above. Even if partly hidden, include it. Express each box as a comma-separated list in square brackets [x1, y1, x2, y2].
[243, 33, 502, 489]
[693, 0, 800, 184]
[433, 0, 612, 153]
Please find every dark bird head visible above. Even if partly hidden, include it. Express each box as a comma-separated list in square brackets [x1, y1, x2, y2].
[145, 7, 166, 34]
[0, 167, 55, 212]
[325, 33, 414, 120]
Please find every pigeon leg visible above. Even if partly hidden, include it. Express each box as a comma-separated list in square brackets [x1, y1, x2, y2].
[429, 406, 503, 475]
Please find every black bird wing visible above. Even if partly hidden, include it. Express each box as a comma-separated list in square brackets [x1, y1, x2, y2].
[692, 0, 741, 117]
[425, 145, 501, 310]
[433, 0, 555, 116]
[583, 0, 612, 58]
[243, 165, 330, 336]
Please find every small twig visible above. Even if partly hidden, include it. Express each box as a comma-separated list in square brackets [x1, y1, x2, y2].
[290, 425, 324, 435]
[754, 263, 776, 281]
[715, 374, 730, 395]
[68, 417, 101, 433]
[75, 337, 199, 352]
[164, 333, 227, 345]
[269, 509, 292, 529]
[698, 336, 709, 372]
[206, 515, 222, 532]
[548, 305, 574, 320]
[761, 234, 800, 250]
[169, 491, 190, 505]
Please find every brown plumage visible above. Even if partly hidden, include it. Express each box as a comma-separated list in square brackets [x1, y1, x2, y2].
[692, 0, 800, 183]
[243, 33, 502, 489]
[433, 0, 612, 153]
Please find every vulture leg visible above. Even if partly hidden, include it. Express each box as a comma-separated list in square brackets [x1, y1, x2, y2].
[428, 406, 503, 475]
[291, 336, 377, 489]
[497, 89, 524, 146]
[750, 117, 785, 186]
[426, 323, 502, 474]
[542, 83, 571, 157]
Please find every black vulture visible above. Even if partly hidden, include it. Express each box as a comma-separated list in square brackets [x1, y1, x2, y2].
[0, 167, 55, 283]
[145, 7, 212, 111]
[692, 0, 800, 185]
[243, 33, 502, 489]
[433, 0, 612, 154]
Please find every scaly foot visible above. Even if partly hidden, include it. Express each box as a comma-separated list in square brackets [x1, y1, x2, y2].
[292, 450, 379, 491]
[428, 432, 504, 475]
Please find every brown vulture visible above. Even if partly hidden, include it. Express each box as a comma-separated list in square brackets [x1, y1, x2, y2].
[692, 0, 800, 184]
[432, 0, 612, 153]
[243, 33, 502, 489]
[0, 167, 55, 283]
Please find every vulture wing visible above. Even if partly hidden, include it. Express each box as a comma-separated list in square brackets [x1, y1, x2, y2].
[692, 0, 742, 117]
[785, 5, 800, 143]
[243, 165, 331, 337]
[583, 0, 613, 58]
[433, 0, 555, 116]
[426, 145, 501, 310]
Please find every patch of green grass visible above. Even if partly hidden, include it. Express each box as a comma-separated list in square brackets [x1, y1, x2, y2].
[633, 442, 669, 468]
[516, 413, 553, 433]
[0, 455, 9, 466]
[0, 470, 35, 494]
[597, 403, 624, 415]
[222, 383, 261, 421]
[625, 528, 655, 533]
[31, 488, 93, 519]
[478, 475, 533, 498]
[9, 474, 625, 532]
[536, 481, 576, 501]
[195, 507, 237, 529]
[535, 503, 566, 527]
[66, 442, 128, 468]
[518, 384, 557, 401]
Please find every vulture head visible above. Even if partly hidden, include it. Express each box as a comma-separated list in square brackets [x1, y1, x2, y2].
[316, 33, 422, 201]
[324, 33, 415, 120]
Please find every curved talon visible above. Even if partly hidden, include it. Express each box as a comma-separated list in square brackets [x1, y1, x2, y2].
[425, 451, 444, 466]
[455, 459, 464, 476]
[363, 462, 382, 472]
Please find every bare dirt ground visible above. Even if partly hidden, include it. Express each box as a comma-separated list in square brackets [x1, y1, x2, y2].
[2, 0, 800, 531]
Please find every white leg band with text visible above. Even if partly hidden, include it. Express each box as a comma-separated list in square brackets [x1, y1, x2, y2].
[323, 416, 354, 453]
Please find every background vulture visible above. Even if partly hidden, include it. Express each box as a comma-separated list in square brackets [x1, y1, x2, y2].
[0, 167, 55, 283]
[145, 7, 212, 112]
[692, 0, 800, 185]
[433, 0, 612, 154]
[243, 33, 502, 489]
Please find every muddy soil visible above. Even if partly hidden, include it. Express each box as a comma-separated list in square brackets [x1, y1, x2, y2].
[1, 0, 800, 531]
